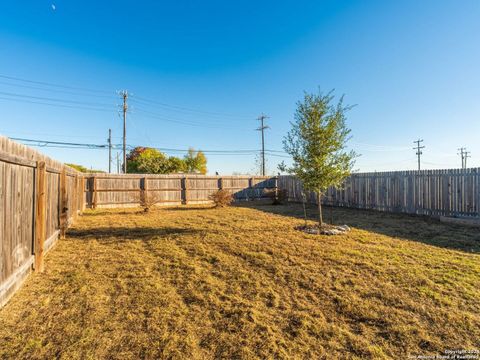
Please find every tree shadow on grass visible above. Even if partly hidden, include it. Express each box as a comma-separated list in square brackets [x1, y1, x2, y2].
[163, 205, 216, 211]
[238, 202, 480, 254]
[67, 227, 200, 242]
[81, 210, 139, 217]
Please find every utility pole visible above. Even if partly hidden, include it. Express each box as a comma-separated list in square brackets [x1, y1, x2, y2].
[458, 147, 466, 169]
[464, 150, 471, 169]
[413, 139, 425, 171]
[108, 128, 112, 173]
[256, 113, 270, 176]
[115, 152, 120, 174]
[120, 90, 128, 173]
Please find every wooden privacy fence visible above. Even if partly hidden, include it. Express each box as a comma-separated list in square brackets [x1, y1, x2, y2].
[3, 134, 479, 308]
[0, 136, 277, 307]
[0, 136, 83, 307]
[84, 174, 277, 208]
[279, 168, 480, 217]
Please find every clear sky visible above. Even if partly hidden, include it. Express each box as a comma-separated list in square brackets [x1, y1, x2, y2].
[0, 0, 479, 174]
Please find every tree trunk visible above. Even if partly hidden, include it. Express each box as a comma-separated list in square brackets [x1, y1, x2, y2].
[317, 192, 323, 231]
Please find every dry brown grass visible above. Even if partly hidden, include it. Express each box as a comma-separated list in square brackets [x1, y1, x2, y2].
[0, 203, 479, 359]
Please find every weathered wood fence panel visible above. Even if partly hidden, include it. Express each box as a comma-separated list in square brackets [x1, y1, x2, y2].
[0, 136, 83, 307]
[84, 174, 277, 208]
[279, 168, 480, 217]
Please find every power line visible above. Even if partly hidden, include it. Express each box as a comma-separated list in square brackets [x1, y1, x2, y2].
[9, 136, 289, 158]
[132, 107, 252, 130]
[264, 151, 290, 158]
[9, 137, 109, 149]
[132, 95, 253, 120]
[351, 142, 412, 152]
[358, 157, 417, 167]
[22, 144, 108, 150]
[132, 107, 224, 128]
[0, 74, 112, 95]
[0, 80, 115, 99]
[127, 144, 261, 155]
[0, 95, 114, 112]
[0, 90, 115, 109]
[0, 74, 260, 132]
[422, 160, 452, 167]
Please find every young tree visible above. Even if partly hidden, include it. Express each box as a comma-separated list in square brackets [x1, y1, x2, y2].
[283, 89, 357, 228]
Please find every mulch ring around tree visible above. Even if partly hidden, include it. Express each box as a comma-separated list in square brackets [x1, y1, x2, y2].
[295, 224, 351, 235]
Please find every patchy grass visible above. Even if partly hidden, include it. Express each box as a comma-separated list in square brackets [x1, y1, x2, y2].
[0, 203, 479, 359]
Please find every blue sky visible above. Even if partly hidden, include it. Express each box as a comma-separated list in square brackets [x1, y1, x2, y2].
[0, 0, 479, 174]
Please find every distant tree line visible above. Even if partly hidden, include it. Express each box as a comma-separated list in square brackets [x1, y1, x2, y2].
[126, 147, 207, 174]
[65, 163, 105, 173]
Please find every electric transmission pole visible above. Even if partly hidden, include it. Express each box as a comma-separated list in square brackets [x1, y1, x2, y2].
[108, 128, 112, 173]
[256, 113, 270, 176]
[115, 152, 120, 174]
[464, 150, 471, 169]
[120, 90, 128, 173]
[413, 139, 425, 171]
[458, 147, 466, 169]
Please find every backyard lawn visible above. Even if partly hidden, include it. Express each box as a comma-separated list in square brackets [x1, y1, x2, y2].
[0, 203, 479, 359]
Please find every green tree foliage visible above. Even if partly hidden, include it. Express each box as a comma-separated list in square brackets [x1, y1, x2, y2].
[283, 89, 357, 227]
[131, 148, 170, 174]
[126, 147, 207, 174]
[166, 156, 186, 173]
[184, 148, 207, 174]
[126, 147, 148, 173]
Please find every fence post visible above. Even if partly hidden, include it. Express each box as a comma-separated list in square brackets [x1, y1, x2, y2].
[76, 175, 81, 217]
[477, 170, 480, 217]
[59, 167, 68, 239]
[248, 177, 254, 201]
[141, 176, 148, 206]
[34, 161, 46, 272]
[182, 176, 189, 205]
[81, 176, 85, 212]
[274, 176, 279, 202]
[72, 174, 78, 222]
[92, 176, 97, 209]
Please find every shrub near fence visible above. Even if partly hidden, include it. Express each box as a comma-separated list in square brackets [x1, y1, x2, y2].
[0, 136, 83, 307]
[279, 169, 480, 217]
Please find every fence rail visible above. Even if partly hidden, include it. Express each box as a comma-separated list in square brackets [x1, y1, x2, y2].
[84, 174, 277, 208]
[279, 169, 480, 217]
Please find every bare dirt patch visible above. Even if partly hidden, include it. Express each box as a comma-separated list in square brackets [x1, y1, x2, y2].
[295, 223, 350, 235]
